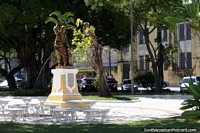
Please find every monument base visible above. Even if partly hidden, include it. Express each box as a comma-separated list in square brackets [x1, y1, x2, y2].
[46, 67, 82, 108]
[47, 92, 82, 101]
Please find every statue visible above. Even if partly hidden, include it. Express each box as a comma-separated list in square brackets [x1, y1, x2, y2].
[53, 23, 72, 66]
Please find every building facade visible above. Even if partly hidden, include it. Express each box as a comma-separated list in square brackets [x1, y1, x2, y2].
[117, 23, 200, 85]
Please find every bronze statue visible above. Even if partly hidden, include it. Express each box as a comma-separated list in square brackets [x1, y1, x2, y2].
[53, 23, 72, 66]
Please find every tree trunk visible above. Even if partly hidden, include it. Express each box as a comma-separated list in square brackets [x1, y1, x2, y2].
[155, 27, 163, 92]
[142, 24, 164, 93]
[0, 58, 23, 89]
[89, 45, 111, 97]
[0, 70, 17, 89]
[14, 27, 52, 89]
[85, 24, 111, 97]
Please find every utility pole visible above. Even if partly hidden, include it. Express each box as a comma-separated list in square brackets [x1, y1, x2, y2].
[130, 0, 134, 94]
[108, 47, 111, 76]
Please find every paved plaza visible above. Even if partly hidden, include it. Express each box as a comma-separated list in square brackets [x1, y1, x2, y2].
[0, 94, 192, 124]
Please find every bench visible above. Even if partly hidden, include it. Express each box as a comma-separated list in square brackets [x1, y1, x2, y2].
[52, 108, 77, 123]
[82, 108, 110, 123]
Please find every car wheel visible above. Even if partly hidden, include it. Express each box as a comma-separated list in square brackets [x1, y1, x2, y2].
[134, 87, 138, 92]
[163, 83, 167, 88]
[180, 88, 183, 93]
[121, 87, 124, 92]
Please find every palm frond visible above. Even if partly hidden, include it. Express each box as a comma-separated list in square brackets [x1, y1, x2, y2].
[45, 17, 57, 24]
[49, 11, 62, 18]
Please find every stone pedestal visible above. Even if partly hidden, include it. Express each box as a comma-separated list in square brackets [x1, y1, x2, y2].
[46, 66, 82, 108]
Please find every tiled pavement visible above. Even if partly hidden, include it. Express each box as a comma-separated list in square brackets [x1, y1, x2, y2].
[0, 95, 192, 124]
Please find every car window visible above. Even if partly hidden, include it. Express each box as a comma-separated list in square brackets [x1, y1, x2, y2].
[107, 78, 116, 83]
[84, 79, 95, 83]
[196, 77, 200, 82]
[123, 80, 131, 84]
[182, 78, 195, 83]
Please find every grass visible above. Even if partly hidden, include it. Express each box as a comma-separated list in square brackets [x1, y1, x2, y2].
[82, 95, 138, 100]
[0, 118, 199, 133]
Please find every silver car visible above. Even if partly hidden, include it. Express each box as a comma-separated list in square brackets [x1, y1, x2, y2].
[121, 79, 138, 92]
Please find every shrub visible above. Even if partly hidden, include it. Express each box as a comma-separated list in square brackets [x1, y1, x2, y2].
[180, 82, 200, 120]
[11, 89, 50, 96]
[134, 72, 155, 88]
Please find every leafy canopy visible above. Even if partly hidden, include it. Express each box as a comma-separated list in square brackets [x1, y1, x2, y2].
[72, 18, 95, 62]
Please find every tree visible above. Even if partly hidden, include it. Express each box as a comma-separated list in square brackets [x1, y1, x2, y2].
[146, 0, 200, 80]
[162, 0, 200, 32]
[72, 19, 111, 97]
[72, 1, 132, 96]
[0, 0, 76, 89]
[0, 0, 133, 91]
[84, 0, 131, 50]
[0, 1, 53, 89]
[132, 0, 180, 92]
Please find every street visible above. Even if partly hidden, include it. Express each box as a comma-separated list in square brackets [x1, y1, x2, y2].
[117, 85, 180, 92]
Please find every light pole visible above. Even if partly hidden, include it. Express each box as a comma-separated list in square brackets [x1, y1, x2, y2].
[104, 46, 112, 77]
[130, 0, 134, 94]
[108, 46, 111, 76]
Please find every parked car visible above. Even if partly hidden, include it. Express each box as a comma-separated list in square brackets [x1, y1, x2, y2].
[107, 77, 118, 92]
[79, 77, 96, 92]
[162, 81, 169, 88]
[0, 78, 5, 83]
[0, 80, 8, 89]
[0, 77, 24, 89]
[180, 76, 200, 93]
[121, 79, 138, 92]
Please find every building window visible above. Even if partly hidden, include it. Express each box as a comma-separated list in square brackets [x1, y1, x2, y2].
[145, 55, 150, 70]
[139, 31, 144, 44]
[164, 58, 168, 70]
[186, 52, 192, 69]
[163, 30, 167, 42]
[139, 56, 144, 70]
[186, 25, 191, 40]
[180, 53, 185, 69]
[179, 52, 192, 69]
[179, 24, 185, 41]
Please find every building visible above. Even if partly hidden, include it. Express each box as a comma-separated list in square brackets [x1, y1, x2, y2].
[117, 23, 200, 85]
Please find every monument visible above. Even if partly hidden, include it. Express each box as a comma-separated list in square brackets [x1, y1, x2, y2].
[46, 23, 82, 108]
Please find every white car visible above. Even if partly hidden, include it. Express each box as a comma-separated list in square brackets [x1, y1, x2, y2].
[180, 76, 200, 93]
[0, 80, 8, 88]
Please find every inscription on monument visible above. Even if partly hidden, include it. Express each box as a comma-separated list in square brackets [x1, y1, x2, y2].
[68, 73, 74, 89]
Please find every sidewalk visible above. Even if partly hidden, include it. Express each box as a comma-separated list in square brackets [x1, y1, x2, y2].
[0, 95, 192, 124]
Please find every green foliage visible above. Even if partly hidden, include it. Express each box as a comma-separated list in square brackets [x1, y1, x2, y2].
[182, 110, 200, 120]
[72, 18, 94, 62]
[163, 43, 178, 67]
[11, 89, 50, 96]
[188, 83, 200, 101]
[84, 0, 131, 50]
[180, 83, 200, 120]
[83, 95, 138, 101]
[0, 118, 199, 133]
[134, 72, 155, 88]
[45, 11, 74, 28]
[93, 75, 100, 88]
[0, 1, 87, 89]
[0, 4, 16, 26]
[163, 0, 200, 31]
